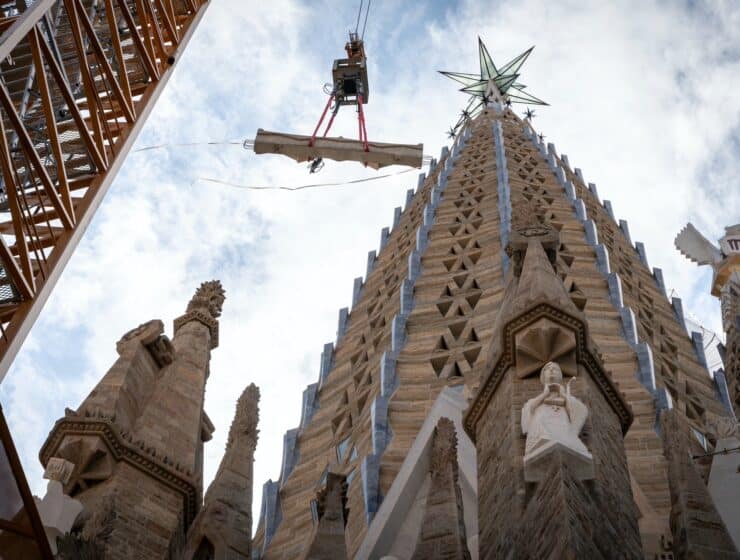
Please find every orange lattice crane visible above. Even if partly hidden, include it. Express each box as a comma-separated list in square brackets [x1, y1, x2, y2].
[0, 1, 211, 553]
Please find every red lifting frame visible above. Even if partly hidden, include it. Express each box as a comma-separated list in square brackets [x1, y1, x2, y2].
[308, 92, 370, 153]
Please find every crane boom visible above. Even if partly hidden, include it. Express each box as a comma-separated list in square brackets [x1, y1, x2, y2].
[0, 0, 212, 382]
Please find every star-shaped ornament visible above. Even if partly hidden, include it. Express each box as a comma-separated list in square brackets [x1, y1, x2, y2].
[440, 38, 548, 132]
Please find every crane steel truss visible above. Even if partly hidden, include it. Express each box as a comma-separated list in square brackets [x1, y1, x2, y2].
[0, 0, 210, 381]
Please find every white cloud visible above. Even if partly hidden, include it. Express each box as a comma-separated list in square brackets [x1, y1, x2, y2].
[1, 0, 738, 533]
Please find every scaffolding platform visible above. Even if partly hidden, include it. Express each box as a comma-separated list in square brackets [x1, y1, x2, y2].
[253, 129, 424, 169]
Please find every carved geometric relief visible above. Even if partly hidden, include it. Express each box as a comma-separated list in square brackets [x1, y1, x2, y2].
[54, 437, 115, 496]
[514, 318, 577, 378]
[431, 324, 482, 379]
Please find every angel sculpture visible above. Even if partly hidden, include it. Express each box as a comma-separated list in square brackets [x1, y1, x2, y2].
[675, 223, 739, 332]
[521, 362, 593, 481]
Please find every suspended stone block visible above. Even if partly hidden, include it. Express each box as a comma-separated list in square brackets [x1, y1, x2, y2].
[254, 129, 424, 169]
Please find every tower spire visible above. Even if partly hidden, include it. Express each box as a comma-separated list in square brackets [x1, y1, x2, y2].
[184, 383, 260, 560]
[38, 280, 226, 558]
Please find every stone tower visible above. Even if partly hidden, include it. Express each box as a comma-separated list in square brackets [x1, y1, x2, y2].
[183, 383, 260, 559]
[251, 40, 739, 560]
[39, 281, 228, 559]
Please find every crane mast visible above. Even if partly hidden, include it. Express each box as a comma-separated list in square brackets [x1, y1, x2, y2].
[0, 0, 211, 382]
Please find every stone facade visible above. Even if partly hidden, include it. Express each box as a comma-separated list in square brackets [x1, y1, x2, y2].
[38, 281, 258, 559]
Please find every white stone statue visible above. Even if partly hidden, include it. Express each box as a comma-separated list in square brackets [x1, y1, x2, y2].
[521, 361, 593, 481]
[675, 223, 740, 332]
[34, 459, 83, 554]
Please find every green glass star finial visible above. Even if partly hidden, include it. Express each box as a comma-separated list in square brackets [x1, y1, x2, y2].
[440, 37, 548, 132]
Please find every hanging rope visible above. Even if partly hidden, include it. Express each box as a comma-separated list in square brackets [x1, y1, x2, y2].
[193, 166, 418, 192]
[132, 140, 246, 153]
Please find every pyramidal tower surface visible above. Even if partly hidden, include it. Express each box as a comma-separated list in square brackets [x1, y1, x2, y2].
[251, 40, 739, 560]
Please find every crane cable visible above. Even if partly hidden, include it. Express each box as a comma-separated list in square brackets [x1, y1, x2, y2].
[354, 0, 363, 35]
[353, 0, 371, 39]
[194, 166, 419, 191]
[361, 0, 371, 39]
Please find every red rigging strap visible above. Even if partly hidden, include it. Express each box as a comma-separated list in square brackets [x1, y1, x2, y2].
[309, 92, 369, 153]
[309, 93, 336, 147]
[323, 104, 339, 137]
[357, 93, 369, 152]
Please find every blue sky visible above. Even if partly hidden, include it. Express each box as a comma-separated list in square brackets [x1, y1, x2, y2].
[1, 0, 738, 529]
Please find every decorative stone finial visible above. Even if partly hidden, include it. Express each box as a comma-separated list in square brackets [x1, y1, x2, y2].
[227, 383, 260, 450]
[316, 472, 349, 526]
[430, 417, 458, 477]
[174, 280, 226, 348]
[521, 361, 593, 481]
[187, 280, 226, 319]
[507, 202, 559, 276]
[510, 201, 547, 235]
